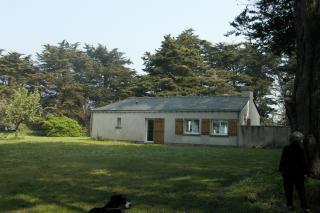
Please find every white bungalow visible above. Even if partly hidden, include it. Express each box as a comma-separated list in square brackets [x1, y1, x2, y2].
[90, 89, 260, 146]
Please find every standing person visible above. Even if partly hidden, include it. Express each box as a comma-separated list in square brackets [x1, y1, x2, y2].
[279, 131, 310, 212]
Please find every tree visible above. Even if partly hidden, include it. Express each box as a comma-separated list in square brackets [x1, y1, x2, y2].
[37, 41, 136, 126]
[0, 99, 6, 124]
[0, 51, 38, 88]
[84, 44, 136, 106]
[140, 29, 237, 96]
[0, 51, 39, 108]
[143, 29, 209, 77]
[228, 1, 296, 124]
[37, 41, 93, 124]
[231, 0, 320, 177]
[228, 0, 295, 56]
[203, 42, 280, 120]
[0, 51, 40, 131]
[3, 88, 41, 135]
[291, 0, 320, 177]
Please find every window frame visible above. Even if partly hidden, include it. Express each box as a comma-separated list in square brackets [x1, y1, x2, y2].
[211, 120, 228, 136]
[116, 117, 122, 129]
[184, 119, 200, 135]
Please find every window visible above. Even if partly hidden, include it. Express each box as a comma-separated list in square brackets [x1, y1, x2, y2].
[116, 117, 121, 128]
[184, 119, 200, 134]
[212, 120, 228, 136]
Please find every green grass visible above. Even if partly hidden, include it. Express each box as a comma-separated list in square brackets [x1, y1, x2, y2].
[0, 136, 319, 213]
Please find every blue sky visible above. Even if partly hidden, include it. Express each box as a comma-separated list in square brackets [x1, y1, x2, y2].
[0, 0, 245, 73]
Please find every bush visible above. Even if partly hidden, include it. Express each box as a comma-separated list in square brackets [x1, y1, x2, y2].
[18, 123, 33, 135]
[42, 115, 83, 137]
[26, 117, 47, 136]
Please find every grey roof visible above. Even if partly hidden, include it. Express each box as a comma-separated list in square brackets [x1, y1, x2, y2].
[92, 96, 249, 112]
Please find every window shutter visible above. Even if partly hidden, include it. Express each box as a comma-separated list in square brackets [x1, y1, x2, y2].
[228, 119, 237, 136]
[175, 119, 183, 135]
[201, 119, 210, 135]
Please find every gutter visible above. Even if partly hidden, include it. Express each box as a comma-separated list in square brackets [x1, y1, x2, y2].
[90, 109, 242, 113]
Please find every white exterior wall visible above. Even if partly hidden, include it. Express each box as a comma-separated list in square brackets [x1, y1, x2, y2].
[239, 101, 249, 126]
[250, 102, 260, 125]
[91, 111, 239, 146]
[239, 101, 260, 126]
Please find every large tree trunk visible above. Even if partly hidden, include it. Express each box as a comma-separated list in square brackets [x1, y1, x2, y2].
[289, 0, 320, 177]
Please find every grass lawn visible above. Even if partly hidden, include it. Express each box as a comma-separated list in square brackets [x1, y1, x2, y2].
[0, 136, 319, 213]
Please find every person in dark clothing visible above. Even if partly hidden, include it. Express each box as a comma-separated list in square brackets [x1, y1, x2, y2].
[279, 131, 310, 212]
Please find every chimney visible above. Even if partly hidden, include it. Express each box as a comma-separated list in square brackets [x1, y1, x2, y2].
[240, 86, 254, 101]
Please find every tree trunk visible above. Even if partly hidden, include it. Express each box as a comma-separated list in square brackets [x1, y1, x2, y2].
[15, 122, 22, 137]
[291, 0, 320, 177]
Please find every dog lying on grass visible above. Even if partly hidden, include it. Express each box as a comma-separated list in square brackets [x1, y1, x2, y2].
[88, 194, 132, 213]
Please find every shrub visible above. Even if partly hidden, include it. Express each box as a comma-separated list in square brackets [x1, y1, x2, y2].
[42, 115, 83, 137]
[26, 117, 47, 136]
[18, 123, 33, 135]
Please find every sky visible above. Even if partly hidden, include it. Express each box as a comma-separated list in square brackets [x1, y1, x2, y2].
[0, 0, 246, 73]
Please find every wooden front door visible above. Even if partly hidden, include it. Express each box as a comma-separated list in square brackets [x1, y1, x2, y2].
[153, 118, 164, 144]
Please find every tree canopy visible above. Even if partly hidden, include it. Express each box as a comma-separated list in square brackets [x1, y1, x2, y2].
[35, 41, 136, 125]
[3, 88, 41, 135]
[228, 0, 295, 56]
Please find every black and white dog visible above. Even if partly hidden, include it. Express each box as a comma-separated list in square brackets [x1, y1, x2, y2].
[88, 194, 132, 213]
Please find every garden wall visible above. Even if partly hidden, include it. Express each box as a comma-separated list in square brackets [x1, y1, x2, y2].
[239, 126, 290, 148]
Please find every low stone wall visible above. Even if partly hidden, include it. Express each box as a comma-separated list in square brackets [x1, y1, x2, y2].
[239, 126, 290, 148]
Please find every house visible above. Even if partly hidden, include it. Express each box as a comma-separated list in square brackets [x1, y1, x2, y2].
[90, 89, 260, 146]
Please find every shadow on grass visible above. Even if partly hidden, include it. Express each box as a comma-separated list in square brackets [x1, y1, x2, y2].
[0, 141, 318, 212]
[1, 198, 34, 212]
